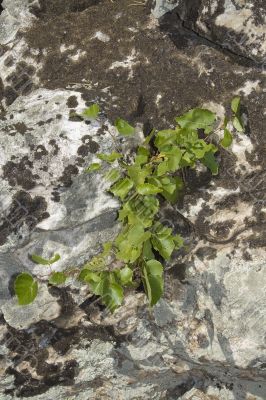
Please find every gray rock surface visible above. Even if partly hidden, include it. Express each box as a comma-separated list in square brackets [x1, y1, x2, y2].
[0, 0, 265, 399]
[153, 0, 266, 63]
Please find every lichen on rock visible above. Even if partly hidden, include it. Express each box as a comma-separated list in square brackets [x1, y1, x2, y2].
[0, 0, 265, 399]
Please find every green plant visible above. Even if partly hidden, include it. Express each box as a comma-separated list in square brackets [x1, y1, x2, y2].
[14, 99, 243, 310]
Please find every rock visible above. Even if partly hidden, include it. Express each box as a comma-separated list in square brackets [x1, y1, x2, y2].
[153, 0, 266, 63]
[1, 285, 61, 329]
[0, 0, 265, 399]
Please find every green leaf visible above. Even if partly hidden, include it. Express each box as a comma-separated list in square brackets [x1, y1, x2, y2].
[14, 273, 38, 305]
[157, 160, 171, 176]
[115, 118, 135, 136]
[82, 104, 100, 119]
[85, 163, 101, 173]
[104, 168, 121, 183]
[116, 266, 133, 286]
[176, 108, 216, 134]
[135, 146, 150, 165]
[31, 253, 60, 265]
[110, 178, 134, 200]
[127, 164, 151, 186]
[220, 128, 233, 148]
[101, 279, 124, 312]
[232, 116, 244, 132]
[97, 152, 122, 163]
[231, 96, 241, 114]
[49, 272, 67, 285]
[136, 183, 162, 195]
[142, 239, 155, 259]
[154, 130, 178, 149]
[142, 260, 163, 306]
[173, 234, 184, 249]
[160, 176, 183, 204]
[151, 225, 175, 260]
[119, 195, 159, 228]
[201, 151, 218, 175]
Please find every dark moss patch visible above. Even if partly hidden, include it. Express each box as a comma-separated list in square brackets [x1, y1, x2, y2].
[3, 157, 39, 190]
[59, 164, 79, 187]
[0, 190, 49, 245]
[67, 95, 78, 108]
[34, 145, 49, 160]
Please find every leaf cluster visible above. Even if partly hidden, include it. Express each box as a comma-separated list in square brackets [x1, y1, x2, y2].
[15, 100, 243, 310]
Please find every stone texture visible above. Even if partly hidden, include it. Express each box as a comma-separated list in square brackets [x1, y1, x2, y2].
[0, 0, 265, 399]
[153, 0, 266, 63]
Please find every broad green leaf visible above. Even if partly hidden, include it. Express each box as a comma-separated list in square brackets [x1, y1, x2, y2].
[135, 146, 150, 165]
[14, 273, 38, 305]
[82, 104, 100, 119]
[31, 253, 60, 266]
[151, 234, 175, 260]
[119, 195, 159, 228]
[176, 108, 216, 134]
[160, 176, 183, 204]
[85, 163, 101, 173]
[97, 152, 122, 163]
[116, 266, 133, 286]
[231, 96, 241, 114]
[83, 271, 103, 295]
[154, 130, 178, 149]
[142, 239, 155, 259]
[232, 116, 243, 132]
[157, 160, 170, 176]
[201, 151, 218, 175]
[102, 279, 124, 312]
[142, 260, 163, 306]
[115, 118, 135, 136]
[49, 272, 67, 285]
[136, 183, 162, 195]
[220, 128, 233, 148]
[127, 164, 150, 186]
[110, 178, 134, 199]
[104, 168, 121, 183]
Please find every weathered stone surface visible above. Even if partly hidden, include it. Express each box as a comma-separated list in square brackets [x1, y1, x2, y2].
[153, 0, 266, 63]
[0, 0, 265, 399]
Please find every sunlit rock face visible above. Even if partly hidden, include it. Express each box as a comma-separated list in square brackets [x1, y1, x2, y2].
[0, 0, 265, 399]
[153, 0, 266, 63]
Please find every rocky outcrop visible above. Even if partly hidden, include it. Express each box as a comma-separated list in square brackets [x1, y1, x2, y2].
[153, 0, 266, 63]
[0, 0, 265, 399]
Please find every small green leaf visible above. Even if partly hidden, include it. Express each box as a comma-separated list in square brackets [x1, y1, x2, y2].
[110, 178, 134, 200]
[115, 118, 135, 136]
[220, 128, 233, 148]
[231, 97, 241, 114]
[82, 104, 100, 119]
[97, 152, 122, 163]
[85, 163, 102, 173]
[160, 176, 183, 204]
[151, 232, 175, 261]
[135, 146, 150, 165]
[136, 183, 162, 195]
[142, 260, 163, 306]
[176, 108, 216, 134]
[31, 253, 60, 265]
[49, 272, 67, 285]
[116, 266, 133, 286]
[104, 168, 121, 183]
[127, 164, 150, 186]
[102, 280, 124, 312]
[201, 151, 218, 175]
[14, 273, 38, 305]
[154, 130, 178, 149]
[232, 116, 244, 132]
[173, 234, 184, 249]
